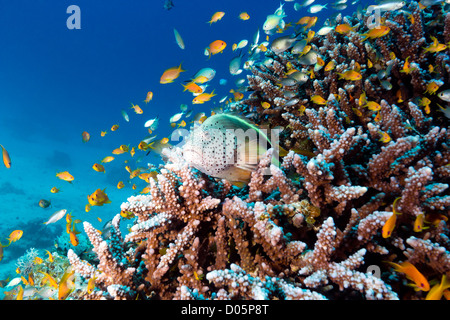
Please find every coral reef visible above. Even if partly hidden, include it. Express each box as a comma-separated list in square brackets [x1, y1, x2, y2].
[67, 1, 450, 300]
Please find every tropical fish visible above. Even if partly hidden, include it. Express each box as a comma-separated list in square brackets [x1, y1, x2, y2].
[182, 114, 276, 185]
[144, 91, 153, 103]
[192, 68, 216, 83]
[271, 35, 298, 54]
[101, 131, 107, 137]
[360, 26, 390, 41]
[182, 81, 203, 94]
[317, 26, 333, 35]
[387, 261, 430, 291]
[423, 36, 447, 53]
[308, 4, 327, 13]
[111, 124, 119, 131]
[160, 63, 185, 84]
[56, 171, 75, 182]
[112, 148, 126, 155]
[400, 56, 416, 74]
[163, 0, 174, 10]
[311, 95, 327, 105]
[368, 1, 406, 12]
[438, 90, 450, 102]
[261, 102, 271, 109]
[69, 226, 79, 247]
[426, 275, 450, 300]
[229, 55, 243, 75]
[379, 131, 391, 143]
[366, 101, 381, 111]
[50, 187, 60, 193]
[206, 40, 227, 58]
[263, 14, 286, 33]
[87, 276, 96, 294]
[337, 70, 362, 80]
[424, 81, 441, 95]
[193, 90, 216, 104]
[324, 60, 336, 71]
[44, 209, 67, 225]
[81, 131, 90, 143]
[38, 199, 51, 209]
[130, 103, 143, 114]
[170, 112, 184, 123]
[335, 23, 356, 34]
[58, 269, 75, 300]
[239, 12, 250, 20]
[117, 181, 124, 189]
[0, 144, 11, 169]
[208, 11, 225, 25]
[39, 271, 58, 289]
[87, 188, 111, 207]
[121, 110, 129, 122]
[173, 28, 185, 49]
[7, 230, 23, 243]
[34, 256, 43, 264]
[144, 116, 159, 130]
[92, 163, 105, 173]
[101, 156, 114, 163]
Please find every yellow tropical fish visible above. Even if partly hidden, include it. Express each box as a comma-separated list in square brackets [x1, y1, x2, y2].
[92, 163, 105, 173]
[239, 12, 250, 20]
[400, 56, 416, 74]
[45, 250, 54, 263]
[117, 181, 125, 189]
[324, 60, 335, 72]
[50, 187, 60, 193]
[144, 91, 153, 103]
[112, 148, 126, 155]
[87, 188, 111, 207]
[426, 275, 450, 300]
[101, 131, 108, 137]
[101, 156, 114, 163]
[160, 63, 185, 84]
[0, 144, 11, 169]
[208, 11, 225, 25]
[366, 101, 381, 111]
[7, 230, 23, 244]
[58, 269, 75, 300]
[378, 131, 391, 143]
[56, 171, 74, 182]
[85, 204, 91, 212]
[311, 95, 327, 105]
[261, 102, 271, 109]
[87, 276, 96, 294]
[34, 256, 43, 264]
[337, 70, 362, 81]
[423, 36, 447, 53]
[39, 271, 58, 289]
[192, 90, 216, 104]
[111, 124, 119, 131]
[424, 81, 440, 95]
[360, 26, 390, 41]
[130, 103, 143, 114]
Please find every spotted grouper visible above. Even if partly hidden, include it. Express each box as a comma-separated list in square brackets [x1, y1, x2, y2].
[182, 114, 279, 186]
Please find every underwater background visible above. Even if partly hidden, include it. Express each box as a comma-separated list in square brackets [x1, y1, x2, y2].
[0, 0, 449, 300]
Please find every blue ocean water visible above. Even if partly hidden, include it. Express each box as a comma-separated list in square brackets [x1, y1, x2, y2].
[0, 0, 360, 286]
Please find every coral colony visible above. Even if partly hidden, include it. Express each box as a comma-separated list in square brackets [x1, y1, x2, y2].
[5, 1, 450, 300]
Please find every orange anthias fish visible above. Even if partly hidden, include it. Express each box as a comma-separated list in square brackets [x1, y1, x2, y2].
[182, 81, 203, 94]
[239, 12, 250, 21]
[56, 171, 74, 183]
[0, 144, 11, 169]
[81, 131, 90, 143]
[130, 103, 143, 114]
[206, 40, 227, 58]
[335, 23, 356, 34]
[160, 63, 185, 84]
[387, 261, 430, 292]
[400, 56, 416, 75]
[382, 197, 401, 238]
[87, 188, 111, 207]
[144, 91, 153, 103]
[337, 70, 362, 81]
[360, 26, 390, 41]
[7, 230, 23, 244]
[192, 90, 216, 104]
[208, 11, 225, 25]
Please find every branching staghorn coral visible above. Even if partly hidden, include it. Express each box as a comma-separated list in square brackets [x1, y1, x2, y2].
[68, 1, 450, 300]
